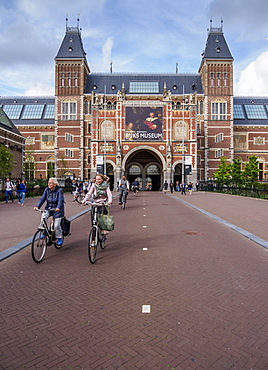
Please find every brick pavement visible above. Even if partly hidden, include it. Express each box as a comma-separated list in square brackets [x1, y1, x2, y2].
[1, 191, 268, 369]
[0, 192, 90, 254]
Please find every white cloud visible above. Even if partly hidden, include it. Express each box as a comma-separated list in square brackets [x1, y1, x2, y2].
[235, 51, 268, 96]
[101, 37, 114, 71]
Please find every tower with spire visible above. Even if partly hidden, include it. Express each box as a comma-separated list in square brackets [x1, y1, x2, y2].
[198, 19, 234, 180]
[54, 15, 90, 179]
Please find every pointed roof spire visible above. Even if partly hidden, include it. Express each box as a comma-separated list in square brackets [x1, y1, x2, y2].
[202, 20, 233, 60]
[55, 17, 88, 62]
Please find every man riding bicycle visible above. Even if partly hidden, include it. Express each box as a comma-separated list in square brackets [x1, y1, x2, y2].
[132, 178, 140, 195]
[34, 177, 65, 246]
[118, 175, 130, 205]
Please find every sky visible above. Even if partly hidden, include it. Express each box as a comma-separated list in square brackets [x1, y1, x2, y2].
[0, 0, 268, 97]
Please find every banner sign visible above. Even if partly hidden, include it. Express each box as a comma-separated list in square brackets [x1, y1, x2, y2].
[125, 107, 163, 141]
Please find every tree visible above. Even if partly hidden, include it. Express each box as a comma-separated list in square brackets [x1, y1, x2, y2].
[213, 157, 231, 186]
[57, 157, 68, 178]
[0, 145, 16, 179]
[243, 155, 259, 187]
[230, 158, 244, 187]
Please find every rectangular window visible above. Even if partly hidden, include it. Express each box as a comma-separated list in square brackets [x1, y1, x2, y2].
[215, 149, 223, 158]
[62, 101, 77, 120]
[65, 149, 73, 157]
[215, 133, 223, 143]
[65, 133, 74, 142]
[129, 81, 159, 93]
[212, 102, 226, 120]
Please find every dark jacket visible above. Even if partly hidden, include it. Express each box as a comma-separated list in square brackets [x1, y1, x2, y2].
[36, 186, 65, 218]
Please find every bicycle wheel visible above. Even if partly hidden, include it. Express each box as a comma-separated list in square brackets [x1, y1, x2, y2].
[88, 226, 98, 263]
[76, 194, 84, 204]
[100, 231, 107, 249]
[31, 229, 47, 263]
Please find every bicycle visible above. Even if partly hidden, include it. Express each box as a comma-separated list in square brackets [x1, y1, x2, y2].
[88, 203, 109, 263]
[31, 209, 64, 263]
[133, 187, 139, 196]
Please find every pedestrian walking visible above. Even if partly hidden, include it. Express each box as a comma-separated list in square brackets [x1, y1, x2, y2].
[196, 181, 200, 192]
[187, 182, 193, 195]
[4, 178, 14, 203]
[169, 181, 174, 193]
[163, 181, 168, 194]
[16, 178, 27, 206]
[175, 181, 180, 192]
[181, 182, 187, 195]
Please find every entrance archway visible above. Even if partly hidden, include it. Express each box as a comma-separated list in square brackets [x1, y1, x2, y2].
[174, 164, 182, 185]
[106, 163, 114, 190]
[125, 149, 163, 190]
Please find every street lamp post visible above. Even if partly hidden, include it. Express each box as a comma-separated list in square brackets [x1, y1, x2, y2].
[182, 85, 185, 184]
[103, 85, 107, 176]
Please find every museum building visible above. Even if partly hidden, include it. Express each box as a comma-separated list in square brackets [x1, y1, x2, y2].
[1, 21, 268, 189]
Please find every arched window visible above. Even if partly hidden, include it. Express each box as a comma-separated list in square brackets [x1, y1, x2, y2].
[47, 156, 55, 179]
[62, 98, 77, 120]
[211, 99, 227, 120]
[24, 155, 35, 181]
[146, 165, 160, 174]
[100, 120, 114, 140]
[128, 165, 141, 175]
[174, 121, 188, 141]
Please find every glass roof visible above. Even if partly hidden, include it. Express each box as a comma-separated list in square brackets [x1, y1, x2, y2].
[43, 104, 55, 119]
[3, 104, 23, 120]
[22, 104, 45, 119]
[244, 105, 267, 119]
[129, 81, 159, 93]
[0, 107, 12, 128]
[233, 105, 245, 119]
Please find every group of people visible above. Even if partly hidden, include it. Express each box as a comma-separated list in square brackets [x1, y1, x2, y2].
[163, 181, 196, 195]
[4, 177, 27, 206]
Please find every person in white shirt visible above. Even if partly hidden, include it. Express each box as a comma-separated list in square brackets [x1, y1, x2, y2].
[5, 178, 14, 203]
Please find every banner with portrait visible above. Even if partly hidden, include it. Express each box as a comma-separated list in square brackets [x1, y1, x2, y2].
[125, 107, 163, 141]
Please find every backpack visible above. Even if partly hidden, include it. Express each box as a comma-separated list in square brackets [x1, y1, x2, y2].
[61, 217, 71, 236]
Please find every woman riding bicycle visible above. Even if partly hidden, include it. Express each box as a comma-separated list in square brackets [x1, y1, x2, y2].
[82, 174, 112, 232]
[34, 177, 65, 246]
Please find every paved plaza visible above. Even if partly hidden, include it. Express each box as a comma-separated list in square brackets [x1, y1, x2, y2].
[1, 190, 268, 369]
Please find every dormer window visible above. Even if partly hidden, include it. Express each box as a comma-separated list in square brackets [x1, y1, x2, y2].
[69, 47, 73, 52]
[216, 47, 221, 53]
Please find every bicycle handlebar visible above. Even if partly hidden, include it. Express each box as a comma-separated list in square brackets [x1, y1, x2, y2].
[90, 202, 110, 207]
[35, 208, 57, 212]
